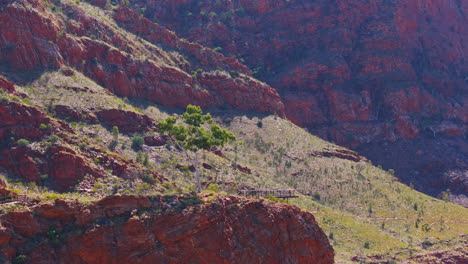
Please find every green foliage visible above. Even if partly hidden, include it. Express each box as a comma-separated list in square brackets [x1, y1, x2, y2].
[16, 139, 30, 148]
[141, 173, 156, 184]
[112, 126, 119, 141]
[13, 255, 26, 264]
[158, 105, 236, 152]
[136, 151, 144, 163]
[229, 70, 240, 78]
[48, 135, 60, 143]
[312, 192, 321, 201]
[364, 241, 370, 249]
[132, 136, 144, 150]
[213, 46, 223, 52]
[40, 174, 49, 181]
[206, 183, 220, 193]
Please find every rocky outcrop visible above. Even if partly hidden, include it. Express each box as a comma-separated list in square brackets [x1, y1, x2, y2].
[131, 0, 467, 203]
[54, 104, 98, 124]
[0, 101, 55, 143]
[0, 77, 15, 94]
[144, 134, 168, 146]
[0, 100, 164, 190]
[140, 0, 466, 141]
[96, 109, 157, 133]
[0, 195, 334, 264]
[0, 0, 285, 116]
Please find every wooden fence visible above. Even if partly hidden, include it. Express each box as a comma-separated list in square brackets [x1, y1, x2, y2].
[238, 189, 298, 199]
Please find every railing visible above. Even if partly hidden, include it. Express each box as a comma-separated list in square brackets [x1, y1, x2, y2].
[238, 189, 298, 199]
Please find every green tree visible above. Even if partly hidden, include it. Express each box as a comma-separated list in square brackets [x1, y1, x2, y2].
[159, 105, 236, 192]
[132, 136, 144, 150]
[112, 126, 119, 141]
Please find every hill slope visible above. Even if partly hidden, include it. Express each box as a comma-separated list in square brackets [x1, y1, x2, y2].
[123, 0, 468, 205]
[0, 0, 467, 263]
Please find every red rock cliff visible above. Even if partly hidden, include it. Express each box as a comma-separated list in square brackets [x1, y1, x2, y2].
[0, 0, 285, 116]
[126, 0, 468, 203]
[138, 0, 466, 144]
[0, 195, 334, 263]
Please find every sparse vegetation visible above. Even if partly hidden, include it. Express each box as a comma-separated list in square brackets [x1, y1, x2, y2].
[132, 136, 144, 150]
[16, 139, 30, 148]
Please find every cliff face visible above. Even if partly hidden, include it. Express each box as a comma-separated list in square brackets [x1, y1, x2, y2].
[0, 0, 466, 200]
[0, 93, 165, 190]
[126, 0, 467, 201]
[0, 0, 285, 116]
[0, 195, 334, 264]
[140, 0, 466, 142]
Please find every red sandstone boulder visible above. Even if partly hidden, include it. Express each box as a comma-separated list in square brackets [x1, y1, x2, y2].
[144, 134, 167, 146]
[55, 105, 98, 123]
[0, 101, 52, 141]
[48, 145, 105, 189]
[0, 77, 15, 94]
[96, 109, 157, 133]
[0, 149, 41, 182]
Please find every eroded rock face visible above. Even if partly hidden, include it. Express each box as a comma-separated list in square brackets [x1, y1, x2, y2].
[140, 0, 466, 141]
[0, 77, 15, 94]
[0, 0, 285, 116]
[0, 101, 164, 190]
[0, 195, 334, 264]
[130, 0, 467, 203]
[96, 109, 157, 133]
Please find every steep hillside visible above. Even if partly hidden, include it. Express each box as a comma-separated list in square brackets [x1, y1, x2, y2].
[1, 68, 466, 262]
[127, 0, 468, 204]
[0, 0, 284, 115]
[0, 0, 467, 263]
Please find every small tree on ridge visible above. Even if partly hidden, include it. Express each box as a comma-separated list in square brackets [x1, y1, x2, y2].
[158, 105, 236, 192]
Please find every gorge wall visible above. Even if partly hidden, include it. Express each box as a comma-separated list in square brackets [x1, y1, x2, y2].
[0, 0, 466, 202]
[126, 0, 468, 203]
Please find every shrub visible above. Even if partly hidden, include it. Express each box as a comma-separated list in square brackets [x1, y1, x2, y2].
[112, 183, 120, 194]
[136, 151, 144, 163]
[132, 136, 144, 150]
[112, 126, 119, 141]
[312, 192, 320, 201]
[256, 120, 263, 128]
[16, 139, 30, 148]
[48, 135, 60, 143]
[206, 183, 220, 193]
[141, 173, 155, 184]
[213, 46, 223, 52]
[229, 70, 240, 78]
[364, 241, 370, 249]
[40, 174, 49, 181]
[13, 255, 26, 264]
